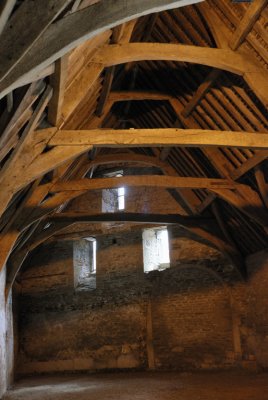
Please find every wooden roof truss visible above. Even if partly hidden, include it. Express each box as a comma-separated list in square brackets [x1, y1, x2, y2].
[0, 0, 268, 293]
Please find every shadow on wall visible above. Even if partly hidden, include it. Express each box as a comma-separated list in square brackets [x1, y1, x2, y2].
[18, 277, 232, 374]
[16, 237, 235, 376]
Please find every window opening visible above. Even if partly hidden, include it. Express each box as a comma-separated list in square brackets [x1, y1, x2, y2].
[143, 227, 170, 273]
[102, 170, 125, 212]
[73, 238, 97, 290]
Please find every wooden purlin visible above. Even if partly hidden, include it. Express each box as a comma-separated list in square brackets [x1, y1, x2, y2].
[0, 154, 92, 274]
[1, 0, 268, 290]
[209, 0, 268, 65]
[181, 0, 268, 118]
[129, 69, 268, 179]
[0, 33, 112, 275]
[90, 81, 268, 215]
[78, 83, 268, 181]
[0, 86, 54, 219]
[103, 76, 266, 223]
[48, 55, 69, 127]
[0, 80, 46, 155]
[255, 165, 268, 210]
[199, 1, 268, 108]
[1, 33, 117, 270]
[95, 20, 137, 117]
[181, 69, 221, 118]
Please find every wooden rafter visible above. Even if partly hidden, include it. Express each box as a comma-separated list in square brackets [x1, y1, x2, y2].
[0, 124, 258, 222]
[0, 0, 73, 84]
[79, 89, 268, 222]
[0, 86, 54, 218]
[182, 0, 267, 119]
[16, 153, 193, 229]
[230, 152, 268, 180]
[0, 180, 47, 269]
[199, 2, 268, 108]
[229, 0, 268, 51]
[110, 90, 172, 102]
[89, 153, 170, 169]
[0, 0, 203, 98]
[93, 42, 267, 107]
[255, 165, 268, 209]
[0, 158, 91, 271]
[101, 90, 268, 179]
[181, 69, 221, 118]
[0, 0, 16, 36]
[0, 80, 45, 152]
[60, 30, 112, 127]
[95, 20, 137, 117]
[1, 0, 268, 295]
[48, 55, 69, 126]
[83, 91, 268, 220]
[95, 66, 116, 117]
[211, 201, 239, 251]
[211, 187, 268, 233]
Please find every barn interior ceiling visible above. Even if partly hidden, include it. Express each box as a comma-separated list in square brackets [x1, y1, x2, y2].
[0, 0, 268, 294]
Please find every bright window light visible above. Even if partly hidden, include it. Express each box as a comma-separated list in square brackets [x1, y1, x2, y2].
[143, 227, 170, 273]
[118, 186, 125, 210]
[73, 238, 97, 290]
[102, 170, 125, 212]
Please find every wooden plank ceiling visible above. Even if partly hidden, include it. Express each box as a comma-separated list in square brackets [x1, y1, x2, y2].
[0, 0, 268, 292]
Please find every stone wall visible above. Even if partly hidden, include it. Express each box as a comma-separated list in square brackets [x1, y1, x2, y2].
[151, 266, 233, 370]
[0, 266, 15, 398]
[14, 188, 268, 376]
[0, 267, 6, 397]
[245, 250, 268, 369]
[17, 227, 238, 375]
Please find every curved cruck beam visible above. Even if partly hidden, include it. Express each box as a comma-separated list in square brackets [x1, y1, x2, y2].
[2, 126, 266, 221]
[93, 43, 255, 76]
[5, 211, 245, 297]
[22, 169, 267, 230]
[1, 159, 264, 287]
[0, 0, 203, 98]
[49, 176, 268, 230]
[0, 153, 227, 273]
[89, 153, 171, 171]
[16, 155, 176, 231]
